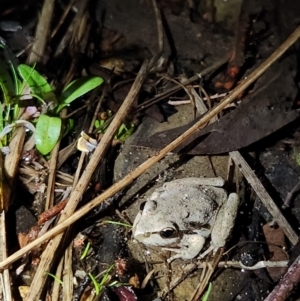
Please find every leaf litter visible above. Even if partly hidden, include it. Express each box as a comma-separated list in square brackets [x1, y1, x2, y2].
[1, 1, 300, 301]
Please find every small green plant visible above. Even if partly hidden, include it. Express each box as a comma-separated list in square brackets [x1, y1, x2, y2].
[102, 220, 132, 228]
[46, 272, 63, 286]
[80, 241, 91, 260]
[0, 41, 104, 154]
[18, 64, 104, 155]
[202, 282, 212, 301]
[94, 110, 135, 142]
[89, 264, 128, 296]
[89, 264, 115, 296]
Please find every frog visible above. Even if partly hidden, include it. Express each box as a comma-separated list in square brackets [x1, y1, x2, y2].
[132, 177, 239, 263]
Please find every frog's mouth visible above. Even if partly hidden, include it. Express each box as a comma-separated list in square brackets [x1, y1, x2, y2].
[134, 231, 180, 247]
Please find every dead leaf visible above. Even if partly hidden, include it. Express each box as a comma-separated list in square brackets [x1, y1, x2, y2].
[263, 223, 288, 281]
[137, 56, 298, 154]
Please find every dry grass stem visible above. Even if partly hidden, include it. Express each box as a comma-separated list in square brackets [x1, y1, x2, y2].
[190, 251, 222, 301]
[0, 212, 12, 300]
[162, 263, 198, 296]
[62, 0, 90, 85]
[51, 0, 75, 39]
[27, 0, 55, 64]
[45, 139, 60, 210]
[50, 256, 64, 301]
[62, 244, 73, 300]
[57, 141, 77, 169]
[0, 125, 26, 300]
[45, 109, 67, 210]
[134, 56, 229, 113]
[4, 127, 25, 179]
[168, 92, 228, 105]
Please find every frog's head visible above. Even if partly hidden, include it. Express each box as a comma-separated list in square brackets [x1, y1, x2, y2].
[132, 199, 181, 247]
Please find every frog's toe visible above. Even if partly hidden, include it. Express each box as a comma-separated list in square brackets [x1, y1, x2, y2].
[198, 245, 219, 259]
[163, 246, 202, 262]
[163, 247, 181, 253]
[166, 251, 195, 263]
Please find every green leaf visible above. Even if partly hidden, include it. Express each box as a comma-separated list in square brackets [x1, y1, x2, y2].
[80, 242, 91, 260]
[56, 76, 104, 113]
[46, 272, 63, 285]
[115, 123, 135, 141]
[36, 115, 61, 155]
[63, 118, 74, 136]
[89, 273, 101, 295]
[18, 64, 57, 104]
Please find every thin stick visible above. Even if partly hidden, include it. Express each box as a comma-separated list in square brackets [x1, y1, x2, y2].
[168, 92, 228, 105]
[51, 0, 75, 39]
[73, 89, 105, 188]
[151, 0, 164, 53]
[46, 109, 67, 209]
[0, 212, 12, 301]
[133, 56, 229, 113]
[0, 124, 25, 301]
[1, 24, 300, 273]
[190, 250, 223, 301]
[62, 243, 73, 301]
[4, 127, 25, 181]
[283, 178, 300, 208]
[263, 255, 300, 301]
[50, 256, 63, 301]
[27, 0, 55, 64]
[229, 151, 298, 245]
[45, 135, 61, 210]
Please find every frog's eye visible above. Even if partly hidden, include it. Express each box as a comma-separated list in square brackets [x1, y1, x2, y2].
[160, 227, 177, 239]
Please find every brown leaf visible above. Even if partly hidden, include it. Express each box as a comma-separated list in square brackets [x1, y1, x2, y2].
[263, 224, 288, 282]
[38, 199, 68, 225]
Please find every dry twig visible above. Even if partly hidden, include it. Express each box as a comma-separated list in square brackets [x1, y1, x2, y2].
[133, 57, 229, 113]
[229, 151, 298, 245]
[0, 212, 12, 301]
[27, 0, 55, 64]
[264, 255, 300, 301]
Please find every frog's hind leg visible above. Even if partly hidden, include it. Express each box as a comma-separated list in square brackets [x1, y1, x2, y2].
[198, 193, 239, 259]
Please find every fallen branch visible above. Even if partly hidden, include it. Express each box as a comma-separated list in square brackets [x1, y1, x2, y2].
[264, 255, 300, 301]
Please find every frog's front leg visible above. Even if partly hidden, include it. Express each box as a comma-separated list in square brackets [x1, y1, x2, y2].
[199, 192, 239, 259]
[163, 233, 205, 263]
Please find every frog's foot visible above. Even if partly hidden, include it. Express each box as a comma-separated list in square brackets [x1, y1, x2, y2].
[162, 248, 187, 263]
[197, 245, 219, 259]
[163, 235, 205, 263]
